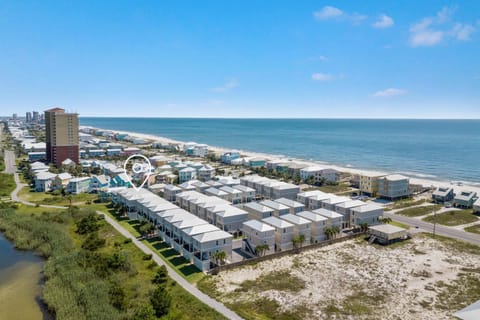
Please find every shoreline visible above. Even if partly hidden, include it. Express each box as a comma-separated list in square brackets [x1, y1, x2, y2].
[80, 125, 480, 196]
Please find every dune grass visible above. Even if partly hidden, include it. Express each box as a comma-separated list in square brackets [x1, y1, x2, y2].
[396, 204, 443, 217]
[423, 210, 478, 226]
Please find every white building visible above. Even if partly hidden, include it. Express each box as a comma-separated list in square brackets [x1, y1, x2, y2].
[262, 216, 294, 251]
[274, 197, 305, 214]
[181, 224, 221, 261]
[474, 198, 480, 213]
[242, 220, 275, 256]
[243, 202, 275, 220]
[192, 230, 233, 271]
[334, 200, 368, 228]
[204, 187, 229, 201]
[312, 208, 343, 230]
[66, 177, 91, 194]
[232, 185, 256, 203]
[300, 166, 339, 183]
[163, 184, 182, 202]
[279, 214, 311, 245]
[198, 165, 215, 181]
[378, 174, 410, 200]
[350, 203, 383, 227]
[219, 186, 243, 204]
[260, 199, 290, 216]
[296, 211, 328, 242]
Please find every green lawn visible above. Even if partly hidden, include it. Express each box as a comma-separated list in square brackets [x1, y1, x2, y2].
[18, 187, 98, 206]
[464, 224, 480, 235]
[388, 198, 428, 210]
[95, 202, 205, 284]
[396, 204, 443, 217]
[423, 210, 479, 226]
[0, 173, 15, 197]
[389, 220, 410, 229]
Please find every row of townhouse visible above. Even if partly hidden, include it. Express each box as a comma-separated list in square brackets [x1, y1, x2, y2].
[240, 175, 300, 200]
[109, 188, 232, 271]
[297, 190, 383, 229]
[164, 180, 256, 204]
[432, 186, 478, 208]
[174, 190, 249, 235]
[241, 207, 345, 255]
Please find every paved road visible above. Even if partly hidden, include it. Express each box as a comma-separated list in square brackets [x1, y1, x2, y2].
[384, 212, 480, 245]
[100, 212, 243, 320]
[4, 149, 242, 319]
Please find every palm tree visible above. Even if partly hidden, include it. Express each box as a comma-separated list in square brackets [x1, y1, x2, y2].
[212, 251, 227, 266]
[332, 226, 340, 238]
[325, 227, 333, 240]
[380, 217, 392, 224]
[359, 222, 369, 232]
[254, 244, 269, 257]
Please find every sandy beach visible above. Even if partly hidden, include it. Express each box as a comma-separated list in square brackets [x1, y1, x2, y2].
[80, 125, 480, 197]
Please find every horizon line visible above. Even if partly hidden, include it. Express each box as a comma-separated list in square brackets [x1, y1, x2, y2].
[77, 115, 480, 120]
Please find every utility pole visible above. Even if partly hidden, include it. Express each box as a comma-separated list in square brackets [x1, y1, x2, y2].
[433, 207, 437, 238]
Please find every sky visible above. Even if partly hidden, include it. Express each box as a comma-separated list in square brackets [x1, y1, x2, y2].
[1, 0, 479, 118]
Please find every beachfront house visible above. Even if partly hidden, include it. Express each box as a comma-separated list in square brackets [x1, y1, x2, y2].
[350, 203, 383, 227]
[299, 166, 340, 183]
[260, 199, 290, 216]
[179, 167, 197, 183]
[243, 202, 275, 220]
[377, 174, 410, 200]
[432, 187, 455, 203]
[368, 224, 407, 245]
[473, 199, 480, 213]
[274, 197, 305, 214]
[242, 220, 275, 256]
[453, 191, 478, 209]
[262, 216, 294, 251]
[248, 157, 266, 168]
[192, 230, 233, 271]
[359, 172, 386, 197]
[66, 177, 91, 194]
[221, 151, 241, 164]
[279, 214, 311, 245]
[296, 211, 328, 242]
[232, 185, 256, 203]
[34, 171, 57, 192]
[181, 224, 220, 261]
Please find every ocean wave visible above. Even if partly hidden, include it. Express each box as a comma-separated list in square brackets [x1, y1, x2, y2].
[398, 171, 438, 179]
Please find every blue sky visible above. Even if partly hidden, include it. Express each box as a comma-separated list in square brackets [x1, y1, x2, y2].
[1, 1, 479, 118]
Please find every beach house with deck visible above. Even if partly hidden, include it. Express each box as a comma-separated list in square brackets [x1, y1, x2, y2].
[378, 174, 410, 200]
[453, 191, 478, 209]
[192, 230, 233, 271]
[432, 187, 455, 203]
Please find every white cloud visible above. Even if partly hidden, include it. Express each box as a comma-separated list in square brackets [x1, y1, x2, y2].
[318, 55, 329, 61]
[313, 6, 366, 25]
[311, 73, 345, 82]
[372, 88, 407, 97]
[311, 73, 333, 81]
[313, 6, 343, 20]
[372, 14, 394, 28]
[409, 6, 476, 47]
[450, 23, 475, 41]
[211, 79, 239, 92]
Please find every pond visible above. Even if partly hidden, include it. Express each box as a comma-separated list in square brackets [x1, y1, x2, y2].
[0, 233, 52, 320]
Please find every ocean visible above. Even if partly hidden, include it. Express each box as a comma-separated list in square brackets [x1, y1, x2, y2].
[79, 118, 480, 184]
